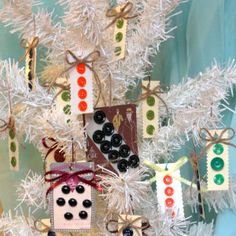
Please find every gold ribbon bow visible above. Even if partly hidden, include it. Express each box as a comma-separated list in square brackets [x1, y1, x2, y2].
[105, 2, 139, 30]
[19, 36, 39, 62]
[138, 83, 169, 114]
[199, 128, 236, 157]
[0, 116, 15, 132]
[106, 214, 149, 235]
[143, 156, 207, 192]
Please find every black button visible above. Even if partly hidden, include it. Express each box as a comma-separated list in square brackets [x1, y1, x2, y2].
[76, 185, 85, 194]
[48, 231, 56, 236]
[64, 212, 73, 220]
[83, 199, 92, 208]
[92, 130, 105, 144]
[119, 144, 130, 158]
[111, 134, 122, 147]
[117, 159, 128, 172]
[68, 198, 77, 207]
[56, 197, 65, 206]
[75, 185, 85, 193]
[28, 82, 33, 90]
[28, 59, 32, 68]
[102, 122, 114, 136]
[93, 110, 106, 124]
[29, 49, 33, 58]
[128, 155, 140, 168]
[108, 150, 120, 163]
[100, 140, 112, 154]
[61, 185, 70, 194]
[28, 72, 32, 81]
[79, 211, 88, 219]
[122, 227, 133, 236]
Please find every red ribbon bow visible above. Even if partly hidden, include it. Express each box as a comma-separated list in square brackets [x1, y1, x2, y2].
[45, 169, 100, 196]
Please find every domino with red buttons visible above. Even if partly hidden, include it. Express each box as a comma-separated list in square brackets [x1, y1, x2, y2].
[69, 62, 94, 114]
[155, 163, 184, 218]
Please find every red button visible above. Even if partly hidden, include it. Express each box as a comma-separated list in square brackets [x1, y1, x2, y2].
[77, 76, 86, 87]
[165, 198, 174, 207]
[78, 89, 87, 99]
[76, 64, 86, 74]
[163, 175, 173, 185]
[78, 101, 87, 111]
[165, 187, 174, 196]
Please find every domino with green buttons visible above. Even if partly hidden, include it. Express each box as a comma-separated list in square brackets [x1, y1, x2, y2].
[142, 80, 159, 138]
[207, 130, 229, 191]
[112, 4, 128, 61]
[8, 128, 19, 171]
[56, 77, 71, 118]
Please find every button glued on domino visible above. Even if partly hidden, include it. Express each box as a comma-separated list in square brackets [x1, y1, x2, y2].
[69, 59, 94, 114]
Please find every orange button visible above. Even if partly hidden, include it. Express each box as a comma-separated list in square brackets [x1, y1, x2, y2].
[77, 76, 86, 87]
[78, 89, 87, 99]
[165, 187, 174, 196]
[165, 198, 174, 207]
[78, 101, 87, 111]
[76, 64, 86, 74]
[163, 175, 173, 185]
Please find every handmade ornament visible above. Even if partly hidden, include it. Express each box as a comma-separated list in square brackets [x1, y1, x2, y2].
[55, 77, 71, 117]
[42, 137, 68, 172]
[20, 37, 39, 91]
[45, 162, 98, 232]
[200, 128, 231, 191]
[8, 124, 19, 171]
[65, 50, 97, 115]
[106, 214, 149, 236]
[142, 80, 160, 138]
[105, 2, 136, 61]
[34, 219, 63, 236]
[84, 104, 139, 174]
[144, 157, 188, 218]
[190, 153, 205, 219]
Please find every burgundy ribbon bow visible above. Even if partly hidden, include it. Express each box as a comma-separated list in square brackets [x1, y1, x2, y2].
[45, 169, 100, 196]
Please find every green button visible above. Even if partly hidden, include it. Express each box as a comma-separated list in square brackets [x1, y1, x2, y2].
[114, 47, 122, 56]
[146, 125, 155, 135]
[116, 18, 124, 28]
[213, 174, 224, 185]
[213, 143, 224, 155]
[11, 157, 17, 167]
[115, 32, 123, 42]
[146, 96, 155, 106]
[146, 110, 155, 120]
[10, 142, 16, 152]
[211, 157, 224, 171]
[61, 91, 71, 102]
[9, 129, 15, 139]
[63, 105, 71, 115]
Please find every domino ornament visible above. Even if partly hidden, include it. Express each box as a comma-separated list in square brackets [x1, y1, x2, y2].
[85, 104, 139, 174]
[207, 130, 229, 191]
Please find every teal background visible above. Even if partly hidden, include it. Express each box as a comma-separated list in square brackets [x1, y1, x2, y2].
[0, 0, 236, 235]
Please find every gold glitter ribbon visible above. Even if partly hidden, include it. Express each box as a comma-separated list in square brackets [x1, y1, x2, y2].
[19, 36, 39, 62]
[106, 214, 149, 235]
[105, 2, 139, 30]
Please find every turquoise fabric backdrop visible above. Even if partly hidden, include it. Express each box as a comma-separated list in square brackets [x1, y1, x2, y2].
[0, 0, 236, 235]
